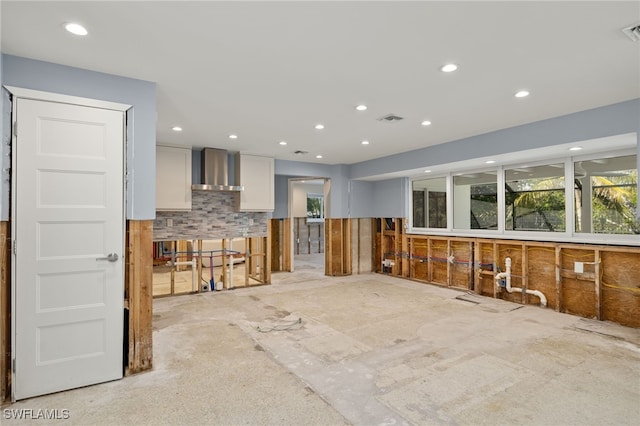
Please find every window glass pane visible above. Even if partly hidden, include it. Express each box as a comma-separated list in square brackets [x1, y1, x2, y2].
[453, 172, 497, 229]
[574, 155, 638, 234]
[412, 177, 447, 228]
[306, 193, 324, 221]
[505, 164, 565, 232]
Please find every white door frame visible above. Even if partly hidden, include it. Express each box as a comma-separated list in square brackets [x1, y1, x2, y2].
[6, 86, 130, 401]
[287, 177, 330, 272]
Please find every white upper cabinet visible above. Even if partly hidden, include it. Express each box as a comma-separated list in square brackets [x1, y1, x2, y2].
[236, 154, 274, 211]
[156, 146, 192, 211]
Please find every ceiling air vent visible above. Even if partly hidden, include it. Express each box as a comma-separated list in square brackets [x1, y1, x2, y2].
[293, 150, 308, 155]
[378, 114, 404, 122]
[622, 24, 640, 42]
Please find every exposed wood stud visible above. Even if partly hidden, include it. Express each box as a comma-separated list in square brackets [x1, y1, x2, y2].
[0, 221, 11, 401]
[269, 219, 280, 272]
[282, 218, 292, 272]
[522, 243, 528, 304]
[197, 240, 203, 292]
[474, 240, 482, 294]
[595, 249, 601, 321]
[493, 241, 498, 299]
[372, 218, 638, 328]
[125, 220, 153, 375]
[555, 246, 562, 313]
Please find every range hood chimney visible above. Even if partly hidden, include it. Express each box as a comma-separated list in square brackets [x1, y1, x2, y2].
[191, 148, 243, 191]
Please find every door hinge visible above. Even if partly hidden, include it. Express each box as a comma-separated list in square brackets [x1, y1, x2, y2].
[13, 239, 16, 255]
[12, 121, 17, 137]
[12, 358, 15, 373]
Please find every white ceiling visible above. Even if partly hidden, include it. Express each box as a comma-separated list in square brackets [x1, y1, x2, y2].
[2, 1, 639, 166]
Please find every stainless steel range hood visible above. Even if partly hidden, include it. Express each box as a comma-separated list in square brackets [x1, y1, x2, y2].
[191, 148, 243, 191]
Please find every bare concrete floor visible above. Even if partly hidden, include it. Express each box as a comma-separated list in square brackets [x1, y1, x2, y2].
[4, 254, 640, 425]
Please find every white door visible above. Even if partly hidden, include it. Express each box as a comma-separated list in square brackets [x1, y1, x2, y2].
[12, 98, 125, 400]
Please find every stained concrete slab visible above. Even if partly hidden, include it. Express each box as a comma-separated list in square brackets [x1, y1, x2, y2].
[3, 254, 639, 425]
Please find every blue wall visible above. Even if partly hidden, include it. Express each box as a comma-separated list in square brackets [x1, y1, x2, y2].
[273, 174, 291, 219]
[371, 178, 407, 219]
[349, 180, 374, 218]
[275, 160, 350, 218]
[1, 54, 157, 220]
[350, 100, 640, 181]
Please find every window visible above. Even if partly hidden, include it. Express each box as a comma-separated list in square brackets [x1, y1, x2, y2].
[306, 193, 324, 222]
[453, 172, 497, 230]
[505, 164, 565, 232]
[412, 177, 447, 228]
[408, 141, 637, 244]
[574, 154, 638, 234]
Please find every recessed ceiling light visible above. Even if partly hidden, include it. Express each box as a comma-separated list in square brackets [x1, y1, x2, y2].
[569, 146, 583, 151]
[441, 63, 458, 73]
[355, 104, 368, 111]
[228, 134, 238, 139]
[316, 155, 323, 159]
[279, 141, 287, 146]
[314, 124, 324, 130]
[65, 22, 88, 36]
[172, 126, 182, 132]
[424, 170, 432, 173]
[421, 120, 432, 126]
[515, 90, 530, 98]
[485, 160, 496, 164]
[361, 140, 369, 145]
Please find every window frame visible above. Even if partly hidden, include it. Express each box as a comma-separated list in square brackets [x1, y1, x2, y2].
[306, 192, 325, 223]
[408, 148, 638, 246]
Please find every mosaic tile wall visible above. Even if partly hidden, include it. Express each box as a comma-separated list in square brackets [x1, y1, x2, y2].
[153, 190, 269, 241]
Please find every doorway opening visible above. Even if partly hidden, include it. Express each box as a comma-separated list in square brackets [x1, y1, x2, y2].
[289, 178, 329, 274]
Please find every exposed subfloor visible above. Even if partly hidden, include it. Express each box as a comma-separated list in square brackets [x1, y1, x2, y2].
[4, 254, 640, 425]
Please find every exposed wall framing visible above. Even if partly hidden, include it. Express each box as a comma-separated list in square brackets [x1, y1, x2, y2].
[376, 218, 640, 328]
[125, 220, 154, 375]
[325, 218, 352, 276]
[293, 218, 324, 255]
[350, 218, 374, 274]
[0, 221, 10, 401]
[246, 236, 271, 284]
[269, 218, 292, 272]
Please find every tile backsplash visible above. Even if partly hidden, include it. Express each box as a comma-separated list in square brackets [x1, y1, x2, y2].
[153, 190, 268, 241]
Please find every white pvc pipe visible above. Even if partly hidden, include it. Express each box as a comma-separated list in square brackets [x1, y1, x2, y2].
[191, 258, 197, 293]
[495, 257, 547, 307]
[167, 259, 198, 293]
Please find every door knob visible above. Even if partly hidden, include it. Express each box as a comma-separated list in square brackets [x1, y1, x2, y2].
[96, 253, 119, 262]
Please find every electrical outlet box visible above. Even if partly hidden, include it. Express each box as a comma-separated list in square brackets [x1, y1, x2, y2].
[166, 218, 173, 227]
[574, 262, 584, 273]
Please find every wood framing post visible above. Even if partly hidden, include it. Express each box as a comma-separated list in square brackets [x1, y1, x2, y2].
[282, 218, 292, 272]
[125, 220, 153, 375]
[402, 233, 410, 278]
[427, 238, 433, 283]
[555, 246, 562, 312]
[264, 234, 271, 283]
[446, 239, 452, 287]
[522, 244, 528, 304]
[595, 249, 601, 320]
[474, 241, 482, 294]
[492, 241, 498, 299]
[197, 240, 203, 292]
[468, 241, 474, 291]
[326, 218, 352, 276]
[0, 221, 10, 401]
[269, 219, 280, 272]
